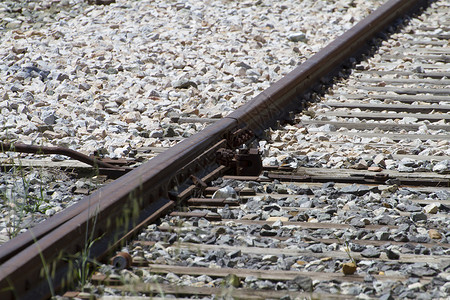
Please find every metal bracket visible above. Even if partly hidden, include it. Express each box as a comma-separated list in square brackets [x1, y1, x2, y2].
[190, 175, 208, 198]
[226, 128, 255, 148]
[216, 147, 262, 176]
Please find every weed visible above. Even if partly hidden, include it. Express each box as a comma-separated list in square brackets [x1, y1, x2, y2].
[334, 234, 358, 275]
[16, 162, 49, 214]
[65, 204, 103, 289]
[0, 158, 51, 239]
[31, 232, 56, 299]
[335, 234, 357, 265]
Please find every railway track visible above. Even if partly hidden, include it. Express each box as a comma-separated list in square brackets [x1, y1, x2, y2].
[1, 0, 449, 299]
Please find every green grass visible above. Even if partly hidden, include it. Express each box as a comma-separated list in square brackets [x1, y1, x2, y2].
[0, 157, 51, 239]
[0, 144, 103, 296]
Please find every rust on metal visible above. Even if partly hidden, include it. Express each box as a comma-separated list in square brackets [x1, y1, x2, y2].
[0, 142, 121, 170]
[235, 148, 263, 176]
[216, 148, 235, 167]
[226, 128, 255, 148]
[177, 166, 229, 202]
[0, 0, 431, 299]
[267, 173, 311, 182]
[0, 118, 238, 300]
[364, 173, 390, 183]
[263, 165, 295, 172]
[111, 252, 132, 270]
[100, 200, 176, 261]
[216, 147, 263, 176]
[190, 175, 208, 197]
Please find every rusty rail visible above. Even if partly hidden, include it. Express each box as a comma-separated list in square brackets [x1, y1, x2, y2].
[0, 142, 119, 169]
[0, 0, 430, 299]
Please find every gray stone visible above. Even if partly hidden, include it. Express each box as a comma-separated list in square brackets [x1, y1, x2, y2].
[241, 213, 259, 220]
[340, 283, 361, 295]
[433, 160, 450, 174]
[407, 265, 438, 277]
[307, 244, 323, 253]
[413, 293, 432, 300]
[275, 184, 288, 194]
[256, 279, 274, 289]
[405, 204, 422, 212]
[287, 32, 307, 42]
[408, 282, 424, 292]
[411, 212, 427, 222]
[41, 110, 56, 125]
[56, 73, 69, 81]
[45, 208, 56, 216]
[245, 200, 262, 211]
[299, 200, 312, 208]
[149, 129, 164, 138]
[105, 67, 118, 74]
[182, 233, 201, 243]
[319, 124, 336, 132]
[340, 184, 370, 196]
[317, 213, 331, 222]
[0, 234, 9, 243]
[414, 243, 431, 254]
[361, 247, 381, 258]
[21, 91, 34, 102]
[212, 186, 237, 200]
[376, 215, 395, 225]
[260, 229, 277, 236]
[423, 203, 440, 214]
[397, 164, 414, 173]
[78, 82, 91, 91]
[172, 79, 198, 89]
[237, 62, 252, 70]
[350, 218, 366, 228]
[401, 117, 418, 124]
[351, 159, 368, 170]
[379, 293, 394, 300]
[400, 157, 417, 167]
[442, 282, 450, 293]
[166, 272, 180, 283]
[373, 154, 386, 167]
[289, 275, 312, 292]
[271, 219, 283, 229]
[10, 84, 23, 92]
[434, 190, 449, 200]
[349, 243, 365, 252]
[262, 255, 278, 262]
[385, 249, 400, 260]
[375, 230, 390, 241]
[228, 250, 241, 259]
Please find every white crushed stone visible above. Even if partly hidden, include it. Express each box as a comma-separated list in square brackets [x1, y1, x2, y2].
[0, 0, 384, 158]
[0, 0, 386, 245]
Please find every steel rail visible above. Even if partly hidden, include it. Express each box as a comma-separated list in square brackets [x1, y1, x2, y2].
[0, 0, 430, 299]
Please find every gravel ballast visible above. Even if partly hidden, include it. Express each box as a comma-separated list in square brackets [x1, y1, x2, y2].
[1, 0, 384, 157]
[1, 1, 449, 299]
[0, 0, 385, 244]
